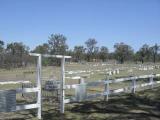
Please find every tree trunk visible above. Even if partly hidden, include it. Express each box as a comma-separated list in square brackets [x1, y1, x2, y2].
[120, 58, 124, 64]
[153, 54, 156, 63]
[141, 58, 144, 64]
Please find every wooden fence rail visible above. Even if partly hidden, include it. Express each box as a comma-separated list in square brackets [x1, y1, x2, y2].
[64, 74, 160, 104]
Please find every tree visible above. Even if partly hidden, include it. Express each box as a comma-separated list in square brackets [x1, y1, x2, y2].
[94, 47, 99, 61]
[66, 49, 74, 56]
[114, 42, 134, 64]
[85, 38, 98, 61]
[32, 43, 49, 54]
[133, 51, 141, 63]
[32, 43, 50, 65]
[0, 40, 4, 67]
[0, 40, 4, 52]
[150, 43, 160, 63]
[99, 46, 109, 62]
[5, 42, 29, 67]
[138, 44, 151, 64]
[48, 34, 68, 55]
[48, 33, 68, 65]
[74, 46, 86, 62]
[108, 52, 115, 60]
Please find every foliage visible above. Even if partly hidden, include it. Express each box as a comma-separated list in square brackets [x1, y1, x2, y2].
[137, 44, 151, 64]
[0, 40, 5, 67]
[32, 43, 50, 66]
[114, 42, 134, 64]
[150, 44, 160, 63]
[99, 46, 109, 62]
[48, 33, 68, 55]
[32, 43, 49, 54]
[73, 46, 86, 62]
[0, 40, 4, 52]
[4, 42, 29, 68]
[0, 34, 160, 68]
[85, 38, 98, 61]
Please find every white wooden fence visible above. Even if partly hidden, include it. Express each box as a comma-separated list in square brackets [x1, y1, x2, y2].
[64, 74, 160, 105]
[1, 53, 160, 118]
[0, 53, 43, 119]
[15, 53, 42, 119]
[41, 54, 71, 114]
[0, 53, 71, 119]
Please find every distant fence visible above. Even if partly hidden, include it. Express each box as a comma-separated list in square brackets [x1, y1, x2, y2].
[64, 74, 160, 104]
[0, 80, 30, 85]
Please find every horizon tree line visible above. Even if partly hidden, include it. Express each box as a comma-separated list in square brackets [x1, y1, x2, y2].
[0, 33, 160, 68]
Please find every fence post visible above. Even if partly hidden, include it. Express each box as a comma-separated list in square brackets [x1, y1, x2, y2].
[104, 79, 110, 101]
[60, 57, 65, 113]
[37, 54, 42, 119]
[149, 76, 154, 89]
[131, 79, 136, 94]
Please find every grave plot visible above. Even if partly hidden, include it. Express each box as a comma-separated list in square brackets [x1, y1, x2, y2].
[0, 58, 160, 120]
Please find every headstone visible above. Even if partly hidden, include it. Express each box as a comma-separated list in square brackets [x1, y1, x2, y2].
[113, 70, 116, 75]
[0, 90, 16, 112]
[75, 84, 86, 101]
[44, 80, 60, 90]
[109, 71, 112, 75]
[116, 69, 120, 74]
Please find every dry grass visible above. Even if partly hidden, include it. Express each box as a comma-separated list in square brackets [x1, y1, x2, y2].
[0, 62, 160, 120]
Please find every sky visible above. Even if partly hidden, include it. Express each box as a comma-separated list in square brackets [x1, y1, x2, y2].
[0, 0, 160, 52]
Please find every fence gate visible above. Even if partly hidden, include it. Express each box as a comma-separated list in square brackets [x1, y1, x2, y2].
[0, 53, 71, 119]
[40, 54, 71, 113]
[0, 53, 42, 119]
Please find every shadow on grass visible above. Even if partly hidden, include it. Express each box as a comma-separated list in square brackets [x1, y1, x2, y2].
[2, 87, 160, 120]
[69, 88, 160, 120]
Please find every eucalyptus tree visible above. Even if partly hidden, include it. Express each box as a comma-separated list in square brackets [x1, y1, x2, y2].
[74, 45, 86, 62]
[138, 44, 151, 63]
[48, 33, 68, 55]
[114, 42, 134, 64]
[99, 46, 109, 62]
[85, 38, 98, 61]
[0, 40, 4, 52]
[48, 33, 68, 65]
[32, 43, 50, 65]
[5, 42, 29, 67]
[150, 43, 160, 63]
[33, 43, 49, 54]
[0, 40, 4, 67]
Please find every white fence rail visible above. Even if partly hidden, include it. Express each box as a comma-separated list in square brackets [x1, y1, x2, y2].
[0, 53, 72, 118]
[1, 53, 160, 117]
[64, 74, 160, 104]
[0, 80, 31, 85]
[15, 53, 42, 119]
[0, 53, 42, 119]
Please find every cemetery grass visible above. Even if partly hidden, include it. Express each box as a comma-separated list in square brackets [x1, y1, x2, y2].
[0, 87, 160, 120]
[0, 62, 160, 119]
